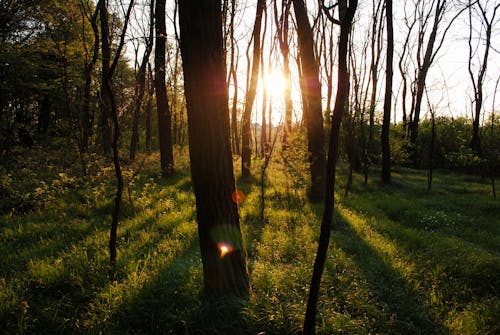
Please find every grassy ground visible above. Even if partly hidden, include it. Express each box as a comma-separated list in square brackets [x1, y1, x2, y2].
[1, 144, 499, 334]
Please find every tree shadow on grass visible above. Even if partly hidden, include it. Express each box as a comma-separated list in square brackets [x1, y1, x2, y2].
[104, 235, 257, 334]
[328, 211, 447, 334]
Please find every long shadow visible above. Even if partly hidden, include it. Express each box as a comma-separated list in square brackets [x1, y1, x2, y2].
[103, 231, 256, 334]
[328, 212, 447, 334]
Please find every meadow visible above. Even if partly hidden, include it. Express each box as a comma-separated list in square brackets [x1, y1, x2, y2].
[1, 143, 499, 334]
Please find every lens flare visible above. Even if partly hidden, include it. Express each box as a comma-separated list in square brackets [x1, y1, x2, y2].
[231, 190, 245, 204]
[217, 241, 234, 258]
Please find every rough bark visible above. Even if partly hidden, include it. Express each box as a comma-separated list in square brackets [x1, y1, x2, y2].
[178, 0, 249, 296]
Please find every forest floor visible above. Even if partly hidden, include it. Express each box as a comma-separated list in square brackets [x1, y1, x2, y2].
[1, 142, 499, 334]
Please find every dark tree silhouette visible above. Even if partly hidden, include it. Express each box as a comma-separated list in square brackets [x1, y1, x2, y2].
[99, 0, 134, 267]
[304, 0, 357, 333]
[241, 0, 266, 177]
[381, 0, 393, 184]
[155, 0, 174, 177]
[178, 0, 249, 295]
[292, 0, 326, 202]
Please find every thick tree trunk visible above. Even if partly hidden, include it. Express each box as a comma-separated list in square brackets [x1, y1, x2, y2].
[381, 0, 393, 185]
[155, 0, 174, 177]
[178, 0, 249, 296]
[292, 0, 326, 202]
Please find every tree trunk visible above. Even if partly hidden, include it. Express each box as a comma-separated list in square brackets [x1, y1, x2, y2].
[130, 0, 154, 161]
[275, 0, 293, 148]
[241, 0, 265, 177]
[145, 63, 153, 154]
[178, 0, 249, 296]
[99, 0, 134, 268]
[381, 0, 393, 185]
[292, 0, 326, 202]
[303, 1, 357, 333]
[155, 0, 174, 177]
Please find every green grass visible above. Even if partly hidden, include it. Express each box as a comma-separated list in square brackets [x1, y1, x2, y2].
[1, 146, 499, 334]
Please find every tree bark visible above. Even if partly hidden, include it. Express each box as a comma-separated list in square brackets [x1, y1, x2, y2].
[178, 0, 249, 296]
[155, 0, 174, 177]
[381, 0, 393, 184]
[292, 0, 326, 202]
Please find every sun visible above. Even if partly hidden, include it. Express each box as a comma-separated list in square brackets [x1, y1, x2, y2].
[263, 70, 286, 100]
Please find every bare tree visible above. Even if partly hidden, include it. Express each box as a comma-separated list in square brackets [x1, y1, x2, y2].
[407, 0, 468, 167]
[467, 0, 500, 155]
[178, 0, 249, 295]
[303, 0, 357, 333]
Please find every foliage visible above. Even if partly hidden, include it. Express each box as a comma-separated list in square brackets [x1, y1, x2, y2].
[1, 143, 499, 334]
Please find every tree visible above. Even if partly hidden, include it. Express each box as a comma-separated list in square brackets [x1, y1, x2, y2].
[155, 0, 174, 177]
[292, 0, 326, 202]
[381, 0, 394, 184]
[467, 0, 500, 156]
[304, 0, 357, 333]
[241, 0, 266, 177]
[178, 0, 249, 295]
[130, 0, 154, 161]
[99, 0, 134, 267]
[406, 0, 468, 167]
[274, 0, 294, 148]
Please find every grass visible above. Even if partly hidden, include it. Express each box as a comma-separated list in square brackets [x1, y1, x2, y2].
[1, 144, 499, 334]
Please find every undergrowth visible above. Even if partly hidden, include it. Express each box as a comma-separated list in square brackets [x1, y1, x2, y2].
[0, 142, 499, 334]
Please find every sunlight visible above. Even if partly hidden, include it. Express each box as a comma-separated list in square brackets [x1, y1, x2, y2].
[263, 70, 286, 101]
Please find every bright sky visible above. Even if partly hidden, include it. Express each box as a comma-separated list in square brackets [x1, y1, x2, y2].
[125, 0, 500, 125]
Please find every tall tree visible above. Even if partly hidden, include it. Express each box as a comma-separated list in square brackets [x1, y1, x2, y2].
[292, 0, 326, 202]
[130, 0, 154, 161]
[274, 0, 293, 147]
[381, 0, 393, 184]
[178, 0, 249, 295]
[99, 0, 134, 267]
[79, 1, 100, 155]
[304, 0, 357, 333]
[467, 0, 500, 155]
[367, 0, 384, 160]
[406, 0, 467, 167]
[241, 0, 266, 177]
[155, 0, 174, 177]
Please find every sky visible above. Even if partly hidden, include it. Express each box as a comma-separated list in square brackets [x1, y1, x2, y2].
[124, 0, 500, 125]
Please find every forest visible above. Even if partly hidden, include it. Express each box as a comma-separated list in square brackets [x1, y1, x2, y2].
[0, 0, 499, 334]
